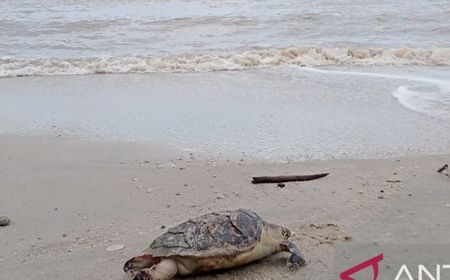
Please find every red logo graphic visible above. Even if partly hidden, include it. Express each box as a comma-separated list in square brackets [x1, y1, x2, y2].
[340, 254, 384, 280]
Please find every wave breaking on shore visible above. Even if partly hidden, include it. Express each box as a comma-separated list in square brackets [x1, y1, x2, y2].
[1, 47, 449, 78]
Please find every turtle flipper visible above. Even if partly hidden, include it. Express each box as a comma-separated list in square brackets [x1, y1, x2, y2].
[124, 254, 160, 275]
[280, 240, 306, 269]
[133, 259, 178, 280]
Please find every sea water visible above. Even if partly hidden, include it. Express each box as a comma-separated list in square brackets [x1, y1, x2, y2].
[1, 0, 449, 159]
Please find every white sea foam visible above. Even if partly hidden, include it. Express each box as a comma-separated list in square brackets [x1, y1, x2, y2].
[1, 47, 450, 78]
[393, 85, 450, 119]
[295, 66, 450, 119]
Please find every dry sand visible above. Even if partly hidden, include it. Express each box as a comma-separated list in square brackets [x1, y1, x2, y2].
[1, 136, 449, 279]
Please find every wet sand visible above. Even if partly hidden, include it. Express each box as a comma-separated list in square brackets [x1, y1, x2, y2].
[1, 136, 449, 280]
[1, 67, 450, 161]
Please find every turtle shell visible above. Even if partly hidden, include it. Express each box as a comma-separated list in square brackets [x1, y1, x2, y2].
[147, 209, 264, 258]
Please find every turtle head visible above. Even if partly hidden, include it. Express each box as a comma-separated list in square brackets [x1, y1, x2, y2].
[267, 223, 292, 240]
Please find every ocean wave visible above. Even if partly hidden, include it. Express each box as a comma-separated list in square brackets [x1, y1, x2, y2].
[1, 47, 450, 77]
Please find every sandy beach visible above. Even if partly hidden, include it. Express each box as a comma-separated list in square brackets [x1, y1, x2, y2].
[2, 0, 450, 279]
[1, 64, 449, 280]
[1, 136, 449, 279]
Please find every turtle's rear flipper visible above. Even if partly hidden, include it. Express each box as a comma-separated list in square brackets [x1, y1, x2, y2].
[124, 254, 160, 275]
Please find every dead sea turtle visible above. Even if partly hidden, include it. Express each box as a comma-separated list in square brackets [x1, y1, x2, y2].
[124, 209, 305, 280]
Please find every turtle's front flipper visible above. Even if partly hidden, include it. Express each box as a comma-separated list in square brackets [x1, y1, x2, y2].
[133, 258, 178, 280]
[280, 240, 306, 269]
[124, 254, 160, 275]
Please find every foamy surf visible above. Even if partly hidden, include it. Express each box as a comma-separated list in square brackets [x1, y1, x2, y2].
[1, 47, 450, 78]
[393, 85, 450, 119]
[294, 66, 450, 120]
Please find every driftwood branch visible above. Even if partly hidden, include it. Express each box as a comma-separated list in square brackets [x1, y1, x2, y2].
[437, 164, 448, 173]
[251, 173, 329, 184]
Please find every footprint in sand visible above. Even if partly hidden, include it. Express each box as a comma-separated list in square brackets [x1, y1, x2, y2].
[295, 223, 350, 246]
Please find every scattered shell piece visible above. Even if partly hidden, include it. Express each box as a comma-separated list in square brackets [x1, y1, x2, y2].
[0, 216, 11, 227]
[146, 187, 160, 193]
[386, 179, 402, 183]
[131, 178, 138, 182]
[106, 244, 125, 252]
[156, 163, 177, 169]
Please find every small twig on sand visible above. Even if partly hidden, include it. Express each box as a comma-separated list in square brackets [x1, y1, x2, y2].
[252, 173, 329, 184]
[437, 164, 448, 173]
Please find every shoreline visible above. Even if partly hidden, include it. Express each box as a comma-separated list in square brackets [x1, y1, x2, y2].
[1, 136, 449, 279]
[1, 66, 450, 161]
